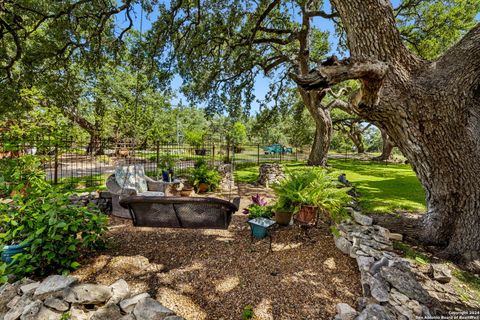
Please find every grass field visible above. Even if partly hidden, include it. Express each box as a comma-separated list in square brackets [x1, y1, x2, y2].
[235, 158, 426, 214]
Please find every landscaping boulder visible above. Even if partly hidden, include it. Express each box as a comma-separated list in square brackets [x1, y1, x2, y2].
[428, 264, 452, 284]
[353, 212, 373, 226]
[33, 275, 78, 300]
[119, 292, 150, 313]
[335, 303, 357, 320]
[91, 303, 123, 320]
[133, 297, 175, 320]
[380, 266, 431, 304]
[0, 283, 20, 313]
[335, 236, 352, 255]
[356, 304, 394, 320]
[108, 279, 130, 304]
[64, 284, 112, 305]
[44, 297, 69, 312]
[257, 163, 285, 186]
[19, 282, 40, 296]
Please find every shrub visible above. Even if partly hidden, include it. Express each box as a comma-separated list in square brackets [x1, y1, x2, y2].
[242, 194, 272, 219]
[0, 190, 108, 277]
[0, 156, 108, 278]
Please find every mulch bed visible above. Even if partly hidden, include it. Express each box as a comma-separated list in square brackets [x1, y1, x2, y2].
[75, 190, 361, 320]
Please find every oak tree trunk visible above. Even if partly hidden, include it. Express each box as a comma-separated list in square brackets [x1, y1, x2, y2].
[298, 0, 480, 268]
[373, 127, 394, 161]
[348, 129, 365, 154]
[299, 89, 332, 166]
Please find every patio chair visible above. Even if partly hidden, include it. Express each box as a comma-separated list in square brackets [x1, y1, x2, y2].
[106, 165, 167, 218]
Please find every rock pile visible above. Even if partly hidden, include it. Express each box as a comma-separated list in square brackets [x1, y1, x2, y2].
[333, 208, 457, 320]
[257, 163, 285, 187]
[0, 275, 184, 320]
[69, 191, 112, 214]
[217, 164, 235, 191]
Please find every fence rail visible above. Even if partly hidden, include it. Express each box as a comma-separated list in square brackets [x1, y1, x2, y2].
[0, 139, 309, 188]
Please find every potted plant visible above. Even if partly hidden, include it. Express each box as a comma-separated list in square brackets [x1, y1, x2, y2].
[272, 169, 351, 226]
[188, 160, 221, 193]
[185, 130, 207, 156]
[243, 194, 274, 239]
[180, 183, 194, 197]
[159, 153, 175, 182]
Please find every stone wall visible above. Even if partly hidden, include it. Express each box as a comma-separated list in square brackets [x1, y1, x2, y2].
[69, 191, 112, 214]
[0, 275, 183, 320]
[257, 163, 285, 187]
[333, 208, 459, 320]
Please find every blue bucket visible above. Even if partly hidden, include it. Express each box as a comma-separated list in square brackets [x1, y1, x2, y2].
[1, 242, 31, 264]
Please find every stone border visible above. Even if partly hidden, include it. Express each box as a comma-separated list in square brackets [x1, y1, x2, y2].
[0, 275, 184, 320]
[333, 208, 457, 320]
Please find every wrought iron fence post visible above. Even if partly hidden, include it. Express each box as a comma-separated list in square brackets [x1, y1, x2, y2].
[212, 144, 215, 167]
[54, 143, 58, 185]
[156, 141, 160, 169]
[257, 144, 260, 165]
[295, 148, 298, 161]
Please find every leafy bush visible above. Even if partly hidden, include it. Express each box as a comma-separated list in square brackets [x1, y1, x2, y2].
[0, 190, 108, 277]
[0, 155, 49, 197]
[188, 161, 221, 192]
[184, 130, 206, 147]
[0, 156, 108, 278]
[272, 168, 350, 221]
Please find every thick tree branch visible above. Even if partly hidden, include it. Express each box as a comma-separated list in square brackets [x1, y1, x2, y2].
[290, 59, 388, 90]
[305, 10, 338, 19]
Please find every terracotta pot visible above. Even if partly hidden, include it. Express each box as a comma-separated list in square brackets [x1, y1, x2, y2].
[180, 188, 194, 197]
[197, 183, 209, 193]
[275, 210, 293, 226]
[295, 205, 318, 224]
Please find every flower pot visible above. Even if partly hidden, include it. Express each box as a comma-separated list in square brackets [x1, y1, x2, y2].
[180, 188, 194, 197]
[1, 242, 31, 264]
[248, 218, 276, 239]
[296, 205, 318, 224]
[275, 210, 293, 226]
[197, 182, 209, 193]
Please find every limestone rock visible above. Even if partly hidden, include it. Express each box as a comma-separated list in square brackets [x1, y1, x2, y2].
[353, 212, 373, 226]
[19, 282, 40, 296]
[369, 257, 389, 275]
[356, 304, 394, 320]
[34, 275, 78, 300]
[335, 236, 352, 255]
[44, 297, 69, 312]
[164, 316, 186, 320]
[0, 283, 21, 313]
[5, 296, 33, 320]
[119, 292, 150, 313]
[368, 273, 390, 303]
[20, 300, 43, 320]
[91, 303, 122, 320]
[119, 315, 137, 320]
[70, 306, 95, 320]
[133, 297, 174, 320]
[389, 233, 403, 241]
[357, 256, 375, 272]
[380, 266, 432, 304]
[64, 284, 112, 305]
[428, 264, 452, 284]
[335, 303, 357, 320]
[108, 279, 130, 304]
[257, 163, 285, 186]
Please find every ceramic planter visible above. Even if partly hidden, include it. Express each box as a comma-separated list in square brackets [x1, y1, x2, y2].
[275, 210, 293, 226]
[248, 218, 276, 239]
[1, 242, 31, 264]
[197, 182, 209, 193]
[295, 205, 318, 224]
[180, 187, 194, 197]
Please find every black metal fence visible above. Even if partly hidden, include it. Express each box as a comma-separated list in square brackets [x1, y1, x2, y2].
[0, 139, 309, 188]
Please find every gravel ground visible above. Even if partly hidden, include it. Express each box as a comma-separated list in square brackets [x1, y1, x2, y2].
[75, 190, 361, 320]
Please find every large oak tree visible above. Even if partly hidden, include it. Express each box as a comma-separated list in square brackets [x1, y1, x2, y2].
[293, 0, 480, 270]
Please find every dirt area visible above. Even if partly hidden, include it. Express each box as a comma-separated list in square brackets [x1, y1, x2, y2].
[74, 185, 361, 320]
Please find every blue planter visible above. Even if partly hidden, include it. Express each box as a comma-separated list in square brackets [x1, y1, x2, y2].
[251, 224, 268, 239]
[1, 242, 31, 264]
[248, 218, 276, 239]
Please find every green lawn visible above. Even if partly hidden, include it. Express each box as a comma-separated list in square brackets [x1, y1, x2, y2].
[234, 159, 426, 214]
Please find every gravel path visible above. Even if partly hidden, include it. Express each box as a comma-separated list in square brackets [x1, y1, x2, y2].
[75, 193, 361, 320]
